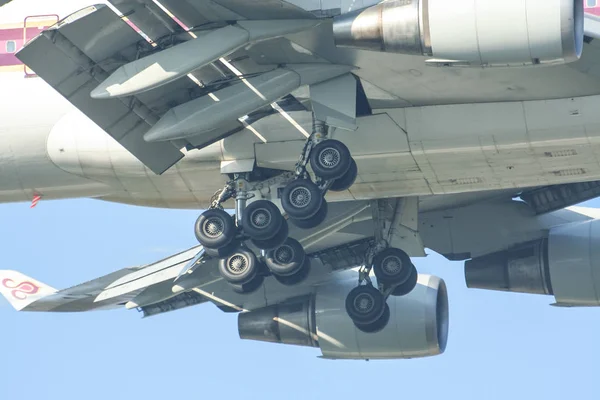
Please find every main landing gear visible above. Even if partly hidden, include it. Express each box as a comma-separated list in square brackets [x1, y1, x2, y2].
[281, 120, 358, 229]
[345, 246, 418, 333]
[194, 118, 357, 293]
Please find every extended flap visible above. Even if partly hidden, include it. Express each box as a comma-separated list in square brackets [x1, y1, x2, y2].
[16, 5, 184, 174]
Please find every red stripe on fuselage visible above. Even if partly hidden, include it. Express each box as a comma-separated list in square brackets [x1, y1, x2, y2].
[0, 26, 49, 67]
[0, 54, 19, 66]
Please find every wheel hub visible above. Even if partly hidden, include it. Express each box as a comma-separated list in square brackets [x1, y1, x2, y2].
[290, 187, 311, 208]
[354, 293, 375, 314]
[251, 208, 271, 229]
[203, 217, 224, 238]
[319, 147, 341, 169]
[228, 254, 248, 275]
[274, 245, 294, 264]
[382, 255, 403, 276]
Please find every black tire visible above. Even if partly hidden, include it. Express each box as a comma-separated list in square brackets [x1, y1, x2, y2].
[310, 139, 352, 180]
[289, 200, 328, 230]
[355, 304, 390, 334]
[345, 285, 386, 325]
[229, 274, 264, 294]
[281, 179, 323, 220]
[242, 200, 283, 241]
[274, 257, 311, 286]
[194, 209, 236, 249]
[330, 158, 358, 192]
[218, 246, 258, 285]
[391, 265, 418, 297]
[373, 247, 413, 286]
[251, 219, 289, 250]
[265, 237, 306, 277]
[203, 240, 239, 259]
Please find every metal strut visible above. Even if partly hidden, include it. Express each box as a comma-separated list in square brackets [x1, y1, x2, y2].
[208, 174, 255, 227]
[294, 115, 329, 177]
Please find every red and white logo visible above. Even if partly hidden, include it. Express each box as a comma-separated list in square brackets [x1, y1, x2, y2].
[2, 279, 40, 300]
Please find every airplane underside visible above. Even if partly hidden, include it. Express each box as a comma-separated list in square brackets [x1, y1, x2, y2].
[3, 0, 600, 359]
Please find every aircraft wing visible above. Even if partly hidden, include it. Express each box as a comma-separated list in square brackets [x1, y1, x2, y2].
[0, 201, 394, 315]
[15, 1, 333, 175]
[0, 246, 206, 312]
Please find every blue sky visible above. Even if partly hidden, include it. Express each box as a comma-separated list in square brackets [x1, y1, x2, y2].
[1, 198, 599, 400]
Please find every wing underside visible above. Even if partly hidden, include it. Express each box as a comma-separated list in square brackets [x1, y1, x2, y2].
[16, 1, 323, 174]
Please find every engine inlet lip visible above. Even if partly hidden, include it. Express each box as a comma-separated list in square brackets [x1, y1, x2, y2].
[561, 0, 584, 60]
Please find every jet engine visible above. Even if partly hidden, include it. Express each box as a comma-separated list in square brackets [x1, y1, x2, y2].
[333, 0, 584, 67]
[238, 274, 448, 359]
[465, 219, 600, 306]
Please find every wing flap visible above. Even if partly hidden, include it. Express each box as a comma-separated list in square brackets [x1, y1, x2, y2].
[110, 0, 315, 38]
[16, 5, 184, 175]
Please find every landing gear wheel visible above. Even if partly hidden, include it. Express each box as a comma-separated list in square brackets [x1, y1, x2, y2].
[229, 274, 265, 294]
[289, 201, 328, 230]
[281, 179, 323, 220]
[242, 200, 283, 241]
[330, 158, 358, 192]
[274, 257, 311, 286]
[265, 237, 306, 276]
[203, 240, 239, 259]
[354, 304, 390, 333]
[310, 139, 352, 180]
[218, 246, 258, 285]
[345, 285, 386, 326]
[251, 219, 288, 250]
[195, 209, 236, 249]
[391, 265, 418, 297]
[373, 247, 413, 286]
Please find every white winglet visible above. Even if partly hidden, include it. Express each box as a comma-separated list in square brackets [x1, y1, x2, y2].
[0, 270, 57, 311]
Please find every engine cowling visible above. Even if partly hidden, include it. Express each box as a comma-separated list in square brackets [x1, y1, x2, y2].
[333, 0, 584, 67]
[465, 219, 600, 306]
[238, 274, 448, 359]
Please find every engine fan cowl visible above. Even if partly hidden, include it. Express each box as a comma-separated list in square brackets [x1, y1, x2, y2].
[465, 219, 600, 307]
[333, 0, 584, 67]
[238, 274, 449, 360]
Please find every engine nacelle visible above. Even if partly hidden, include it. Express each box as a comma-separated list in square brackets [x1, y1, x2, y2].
[465, 219, 600, 306]
[333, 0, 584, 67]
[238, 274, 448, 360]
